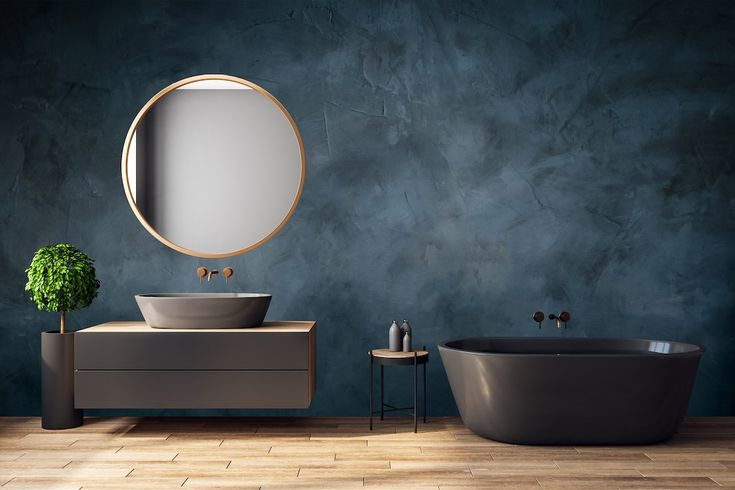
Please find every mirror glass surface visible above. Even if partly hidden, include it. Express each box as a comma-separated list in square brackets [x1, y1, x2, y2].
[122, 75, 304, 258]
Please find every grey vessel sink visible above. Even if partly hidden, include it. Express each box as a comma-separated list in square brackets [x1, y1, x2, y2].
[135, 293, 272, 329]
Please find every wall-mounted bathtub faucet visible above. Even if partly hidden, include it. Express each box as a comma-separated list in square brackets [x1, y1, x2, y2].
[207, 269, 219, 282]
[548, 311, 571, 329]
[532, 311, 545, 329]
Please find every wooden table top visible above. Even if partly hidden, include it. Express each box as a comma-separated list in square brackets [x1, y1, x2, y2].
[369, 349, 429, 358]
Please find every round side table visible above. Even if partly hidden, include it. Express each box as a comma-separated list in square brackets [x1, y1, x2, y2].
[368, 347, 429, 433]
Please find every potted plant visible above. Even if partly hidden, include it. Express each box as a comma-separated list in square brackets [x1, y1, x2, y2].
[26, 243, 100, 429]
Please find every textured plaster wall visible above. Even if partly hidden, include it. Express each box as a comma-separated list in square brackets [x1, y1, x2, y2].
[0, 0, 734, 416]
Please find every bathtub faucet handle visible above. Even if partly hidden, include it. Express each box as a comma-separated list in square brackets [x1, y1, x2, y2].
[532, 311, 544, 329]
[548, 311, 571, 329]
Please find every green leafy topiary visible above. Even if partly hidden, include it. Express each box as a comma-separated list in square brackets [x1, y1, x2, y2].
[25, 243, 100, 334]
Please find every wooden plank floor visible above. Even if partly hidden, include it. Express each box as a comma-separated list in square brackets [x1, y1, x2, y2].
[0, 417, 733, 489]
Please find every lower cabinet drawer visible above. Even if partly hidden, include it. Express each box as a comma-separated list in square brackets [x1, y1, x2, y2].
[75, 370, 310, 409]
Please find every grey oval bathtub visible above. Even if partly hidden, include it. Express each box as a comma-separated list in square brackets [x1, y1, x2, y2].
[438, 337, 705, 445]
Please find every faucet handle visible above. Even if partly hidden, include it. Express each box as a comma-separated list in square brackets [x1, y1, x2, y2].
[532, 311, 544, 329]
[223, 267, 234, 282]
[196, 267, 207, 284]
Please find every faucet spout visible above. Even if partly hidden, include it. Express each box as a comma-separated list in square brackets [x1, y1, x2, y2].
[207, 269, 219, 282]
[548, 312, 571, 329]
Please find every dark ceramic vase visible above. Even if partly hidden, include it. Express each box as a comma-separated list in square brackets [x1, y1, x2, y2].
[41, 331, 83, 429]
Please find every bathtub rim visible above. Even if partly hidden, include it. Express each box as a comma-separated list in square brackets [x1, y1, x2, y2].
[438, 336, 706, 358]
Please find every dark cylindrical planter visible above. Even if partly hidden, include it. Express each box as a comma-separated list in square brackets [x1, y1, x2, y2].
[41, 331, 83, 429]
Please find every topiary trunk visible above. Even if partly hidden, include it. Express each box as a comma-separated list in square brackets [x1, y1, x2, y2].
[60, 310, 65, 334]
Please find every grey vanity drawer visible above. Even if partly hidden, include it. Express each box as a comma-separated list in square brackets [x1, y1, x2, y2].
[75, 370, 311, 408]
[75, 330, 309, 370]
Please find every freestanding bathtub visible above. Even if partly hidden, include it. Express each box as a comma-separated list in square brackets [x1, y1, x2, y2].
[439, 337, 705, 445]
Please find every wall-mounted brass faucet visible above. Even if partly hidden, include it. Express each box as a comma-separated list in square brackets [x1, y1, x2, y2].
[196, 267, 235, 284]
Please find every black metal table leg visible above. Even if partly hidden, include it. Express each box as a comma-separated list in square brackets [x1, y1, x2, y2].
[380, 365, 384, 421]
[413, 351, 418, 433]
[423, 350, 427, 423]
[369, 350, 373, 431]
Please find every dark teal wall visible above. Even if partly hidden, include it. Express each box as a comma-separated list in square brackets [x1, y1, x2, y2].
[1, 1, 734, 416]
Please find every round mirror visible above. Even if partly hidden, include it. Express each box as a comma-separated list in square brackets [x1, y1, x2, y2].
[121, 74, 305, 258]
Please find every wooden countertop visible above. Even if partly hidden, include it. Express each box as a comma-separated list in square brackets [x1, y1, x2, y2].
[78, 321, 316, 333]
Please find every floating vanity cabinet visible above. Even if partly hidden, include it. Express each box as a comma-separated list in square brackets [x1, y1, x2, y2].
[74, 321, 316, 409]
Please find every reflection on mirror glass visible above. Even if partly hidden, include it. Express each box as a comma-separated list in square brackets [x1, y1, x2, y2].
[123, 76, 304, 258]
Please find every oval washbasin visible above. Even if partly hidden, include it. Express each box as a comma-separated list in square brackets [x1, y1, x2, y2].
[135, 293, 272, 329]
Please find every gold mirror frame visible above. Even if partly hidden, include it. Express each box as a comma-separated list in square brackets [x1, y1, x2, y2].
[121, 74, 306, 259]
